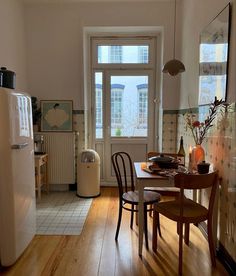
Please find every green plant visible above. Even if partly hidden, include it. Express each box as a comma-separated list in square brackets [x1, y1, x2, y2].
[31, 97, 41, 125]
[115, 128, 122, 136]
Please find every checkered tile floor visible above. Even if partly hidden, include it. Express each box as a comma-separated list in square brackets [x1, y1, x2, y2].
[36, 191, 92, 235]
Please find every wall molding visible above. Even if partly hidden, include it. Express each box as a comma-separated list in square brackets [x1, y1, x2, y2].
[163, 102, 236, 115]
[163, 107, 198, 115]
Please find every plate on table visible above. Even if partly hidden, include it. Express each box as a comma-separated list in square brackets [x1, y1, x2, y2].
[157, 170, 178, 177]
[148, 164, 162, 173]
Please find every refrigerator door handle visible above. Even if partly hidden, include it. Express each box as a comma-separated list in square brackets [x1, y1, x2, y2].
[11, 143, 29, 149]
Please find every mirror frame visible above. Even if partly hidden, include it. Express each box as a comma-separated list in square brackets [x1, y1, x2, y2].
[198, 4, 231, 106]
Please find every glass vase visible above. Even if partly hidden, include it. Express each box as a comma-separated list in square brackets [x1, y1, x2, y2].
[191, 144, 205, 170]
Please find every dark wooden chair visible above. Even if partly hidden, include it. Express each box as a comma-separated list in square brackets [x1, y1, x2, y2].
[152, 171, 218, 275]
[111, 151, 161, 249]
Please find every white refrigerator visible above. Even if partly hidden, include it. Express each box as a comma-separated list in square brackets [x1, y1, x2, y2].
[0, 87, 36, 266]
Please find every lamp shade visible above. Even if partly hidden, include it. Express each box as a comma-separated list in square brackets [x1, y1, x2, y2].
[162, 59, 185, 76]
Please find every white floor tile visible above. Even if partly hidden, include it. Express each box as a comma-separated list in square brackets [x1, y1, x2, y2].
[36, 191, 92, 236]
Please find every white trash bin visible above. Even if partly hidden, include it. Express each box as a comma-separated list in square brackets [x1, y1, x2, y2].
[77, 149, 100, 198]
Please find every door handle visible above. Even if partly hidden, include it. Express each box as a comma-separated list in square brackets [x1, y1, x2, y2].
[11, 142, 29, 149]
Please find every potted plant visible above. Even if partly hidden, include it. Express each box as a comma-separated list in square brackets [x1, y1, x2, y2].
[31, 96, 41, 131]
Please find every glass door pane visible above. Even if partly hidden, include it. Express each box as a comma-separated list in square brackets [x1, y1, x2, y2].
[95, 72, 103, 139]
[110, 75, 148, 137]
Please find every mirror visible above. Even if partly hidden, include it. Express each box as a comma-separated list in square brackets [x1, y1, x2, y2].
[198, 4, 230, 106]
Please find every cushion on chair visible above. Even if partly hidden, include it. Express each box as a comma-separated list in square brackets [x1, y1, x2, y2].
[154, 198, 208, 223]
[123, 190, 161, 205]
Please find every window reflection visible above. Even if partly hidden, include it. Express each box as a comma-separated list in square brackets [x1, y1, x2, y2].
[198, 4, 230, 106]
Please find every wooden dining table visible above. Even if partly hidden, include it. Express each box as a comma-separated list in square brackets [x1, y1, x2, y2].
[134, 162, 172, 256]
[134, 162, 219, 256]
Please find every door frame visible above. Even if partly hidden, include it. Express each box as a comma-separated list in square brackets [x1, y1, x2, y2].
[83, 29, 163, 184]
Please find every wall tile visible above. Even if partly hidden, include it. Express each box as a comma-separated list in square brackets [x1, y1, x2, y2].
[174, 103, 236, 262]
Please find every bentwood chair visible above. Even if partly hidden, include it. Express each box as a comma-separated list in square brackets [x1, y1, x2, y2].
[152, 171, 218, 275]
[111, 151, 161, 249]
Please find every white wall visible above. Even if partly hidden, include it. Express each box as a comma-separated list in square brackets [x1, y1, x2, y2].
[24, 1, 182, 110]
[179, 0, 236, 108]
[0, 0, 27, 91]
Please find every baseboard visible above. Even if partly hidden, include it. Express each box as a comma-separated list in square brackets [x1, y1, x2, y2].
[69, 183, 77, 191]
[100, 181, 117, 187]
[216, 242, 236, 275]
[48, 184, 70, 191]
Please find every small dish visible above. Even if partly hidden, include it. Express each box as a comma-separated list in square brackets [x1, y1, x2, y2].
[149, 164, 161, 172]
[197, 161, 210, 174]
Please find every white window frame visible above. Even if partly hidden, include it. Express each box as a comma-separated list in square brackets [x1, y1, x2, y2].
[85, 33, 162, 153]
[92, 37, 155, 70]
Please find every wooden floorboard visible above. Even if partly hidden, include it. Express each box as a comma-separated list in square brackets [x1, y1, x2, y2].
[0, 187, 229, 276]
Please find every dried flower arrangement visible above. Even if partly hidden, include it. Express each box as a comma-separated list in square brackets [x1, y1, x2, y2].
[184, 97, 227, 145]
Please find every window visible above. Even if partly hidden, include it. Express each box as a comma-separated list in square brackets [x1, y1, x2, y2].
[137, 84, 148, 128]
[92, 37, 155, 138]
[138, 46, 149, 63]
[96, 84, 102, 127]
[199, 43, 228, 105]
[109, 46, 122, 63]
[97, 45, 149, 64]
[95, 72, 103, 139]
[111, 84, 124, 128]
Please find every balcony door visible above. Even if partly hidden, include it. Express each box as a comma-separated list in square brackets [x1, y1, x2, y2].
[91, 38, 157, 184]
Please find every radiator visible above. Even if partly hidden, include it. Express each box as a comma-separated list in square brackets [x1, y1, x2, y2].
[39, 132, 76, 184]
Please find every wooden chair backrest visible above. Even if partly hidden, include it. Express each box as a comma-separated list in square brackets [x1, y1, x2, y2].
[174, 171, 218, 190]
[174, 171, 219, 216]
[111, 152, 135, 197]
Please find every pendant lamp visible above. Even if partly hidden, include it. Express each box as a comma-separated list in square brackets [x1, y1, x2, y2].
[162, 0, 185, 76]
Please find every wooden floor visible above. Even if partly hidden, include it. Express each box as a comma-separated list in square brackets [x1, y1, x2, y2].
[0, 187, 229, 276]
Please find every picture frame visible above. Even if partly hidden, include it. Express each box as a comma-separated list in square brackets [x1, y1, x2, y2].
[40, 100, 73, 132]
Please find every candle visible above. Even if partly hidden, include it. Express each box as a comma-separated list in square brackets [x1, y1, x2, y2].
[189, 146, 192, 159]
[188, 146, 192, 172]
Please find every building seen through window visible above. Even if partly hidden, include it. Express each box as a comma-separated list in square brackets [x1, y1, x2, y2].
[111, 84, 124, 130]
[97, 45, 149, 64]
[137, 84, 148, 128]
[95, 42, 150, 138]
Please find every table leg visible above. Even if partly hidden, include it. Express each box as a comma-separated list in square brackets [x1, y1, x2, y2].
[45, 161, 49, 194]
[213, 184, 219, 250]
[138, 179, 144, 256]
[36, 166, 41, 200]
